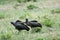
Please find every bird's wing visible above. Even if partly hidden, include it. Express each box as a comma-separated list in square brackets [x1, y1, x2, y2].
[30, 22, 41, 26]
[15, 20, 22, 23]
[30, 22, 37, 24]
[16, 23, 27, 29]
[30, 20, 37, 22]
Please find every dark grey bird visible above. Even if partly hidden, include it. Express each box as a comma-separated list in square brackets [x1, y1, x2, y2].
[25, 19, 42, 28]
[10, 20, 30, 31]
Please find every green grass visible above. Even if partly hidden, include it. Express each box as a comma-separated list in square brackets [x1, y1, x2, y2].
[51, 8, 60, 14]
[27, 4, 38, 10]
[0, 0, 60, 40]
[0, 13, 5, 19]
[43, 18, 54, 27]
[0, 33, 12, 40]
[17, 0, 27, 3]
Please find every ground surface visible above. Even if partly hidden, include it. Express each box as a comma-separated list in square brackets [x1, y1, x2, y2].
[0, 0, 60, 40]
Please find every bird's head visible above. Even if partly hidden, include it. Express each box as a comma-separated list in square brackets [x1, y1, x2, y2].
[10, 21, 14, 24]
[10, 21, 15, 26]
[26, 18, 28, 23]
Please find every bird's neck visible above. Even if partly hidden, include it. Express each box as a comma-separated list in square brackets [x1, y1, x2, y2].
[26, 20, 28, 23]
[12, 22, 16, 26]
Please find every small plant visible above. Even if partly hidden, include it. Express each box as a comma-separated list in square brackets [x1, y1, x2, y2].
[43, 18, 53, 27]
[33, 0, 37, 2]
[36, 38, 43, 40]
[17, 0, 27, 3]
[27, 0, 31, 2]
[17, 0, 21, 3]
[31, 27, 41, 33]
[13, 3, 20, 9]
[0, 14, 5, 19]
[51, 9, 60, 14]
[27, 4, 38, 9]
[1, 33, 12, 40]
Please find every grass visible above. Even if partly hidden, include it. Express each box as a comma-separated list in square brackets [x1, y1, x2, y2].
[51, 8, 60, 14]
[43, 18, 54, 27]
[0, 0, 60, 40]
[17, 0, 27, 3]
[0, 13, 5, 19]
[0, 33, 12, 40]
[27, 4, 38, 10]
[31, 27, 41, 33]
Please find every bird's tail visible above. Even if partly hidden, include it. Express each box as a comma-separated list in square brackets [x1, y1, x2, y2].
[26, 26, 30, 31]
[39, 24, 42, 28]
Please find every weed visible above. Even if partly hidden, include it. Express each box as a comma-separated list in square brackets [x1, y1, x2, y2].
[51, 9, 60, 14]
[31, 27, 41, 33]
[33, 0, 37, 2]
[43, 18, 54, 27]
[1, 33, 12, 40]
[36, 38, 43, 40]
[17, 0, 27, 3]
[27, 4, 38, 9]
[0, 14, 5, 19]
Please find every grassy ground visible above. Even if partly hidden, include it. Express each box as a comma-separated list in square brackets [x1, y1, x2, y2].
[0, 0, 60, 40]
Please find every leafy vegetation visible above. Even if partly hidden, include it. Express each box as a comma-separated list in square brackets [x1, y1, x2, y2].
[33, 0, 37, 2]
[27, 4, 38, 9]
[0, 33, 12, 40]
[0, 0, 60, 40]
[0, 13, 5, 19]
[35, 38, 43, 40]
[51, 8, 60, 13]
[43, 18, 54, 27]
[31, 27, 41, 33]
[17, 0, 28, 3]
